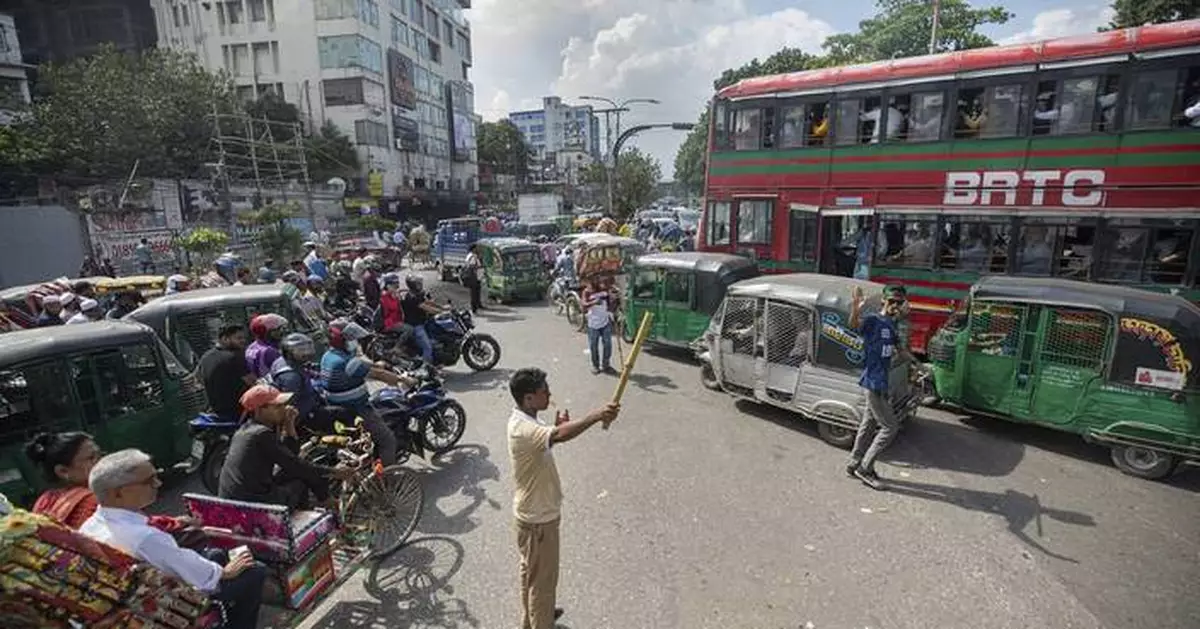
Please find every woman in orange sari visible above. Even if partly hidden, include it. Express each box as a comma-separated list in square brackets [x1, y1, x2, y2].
[25, 432, 193, 534]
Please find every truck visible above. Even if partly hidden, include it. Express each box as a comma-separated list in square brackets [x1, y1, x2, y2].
[517, 193, 563, 225]
[434, 217, 484, 282]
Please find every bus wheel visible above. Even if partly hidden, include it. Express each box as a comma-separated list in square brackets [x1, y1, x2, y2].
[1110, 445, 1177, 480]
[817, 422, 856, 449]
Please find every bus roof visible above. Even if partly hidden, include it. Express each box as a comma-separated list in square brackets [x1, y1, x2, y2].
[717, 20, 1200, 101]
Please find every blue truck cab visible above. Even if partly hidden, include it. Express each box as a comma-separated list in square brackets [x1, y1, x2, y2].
[434, 217, 484, 282]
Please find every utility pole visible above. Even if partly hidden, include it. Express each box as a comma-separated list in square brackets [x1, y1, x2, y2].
[929, 0, 941, 55]
[579, 96, 660, 217]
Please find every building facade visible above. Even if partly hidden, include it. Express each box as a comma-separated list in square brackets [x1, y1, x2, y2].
[0, 12, 30, 125]
[0, 0, 158, 67]
[509, 96, 601, 162]
[151, 0, 478, 217]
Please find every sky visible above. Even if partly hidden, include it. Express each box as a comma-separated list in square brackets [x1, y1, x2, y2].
[463, 0, 1119, 179]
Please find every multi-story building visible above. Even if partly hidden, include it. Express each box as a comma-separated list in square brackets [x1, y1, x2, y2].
[0, 0, 158, 67]
[0, 12, 30, 125]
[509, 96, 602, 163]
[152, 0, 478, 218]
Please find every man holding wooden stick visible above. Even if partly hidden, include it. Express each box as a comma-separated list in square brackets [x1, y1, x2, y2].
[506, 368, 620, 629]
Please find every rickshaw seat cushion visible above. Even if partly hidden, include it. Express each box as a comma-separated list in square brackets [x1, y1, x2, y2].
[181, 494, 337, 565]
[0, 509, 219, 628]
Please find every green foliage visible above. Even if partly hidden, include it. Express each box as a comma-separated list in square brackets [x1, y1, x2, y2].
[356, 215, 398, 233]
[11, 45, 237, 182]
[582, 148, 662, 219]
[179, 227, 231, 268]
[306, 120, 360, 183]
[822, 0, 1012, 65]
[477, 120, 532, 181]
[714, 48, 826, 91]
[673, 109, 710, 196]
[244, 202, 304, 263]
[1105, 0, 1200, 28]
[244, 93, 301, 143]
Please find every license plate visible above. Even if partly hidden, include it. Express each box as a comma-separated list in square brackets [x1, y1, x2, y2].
[190, 440, 205, 460]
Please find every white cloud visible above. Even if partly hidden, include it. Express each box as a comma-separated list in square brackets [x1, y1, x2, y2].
[466, 0, 834, 178]
[1000, 6, 1115, 45]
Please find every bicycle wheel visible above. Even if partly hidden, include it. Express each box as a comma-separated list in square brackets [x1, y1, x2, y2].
[342, 466, 425, 559]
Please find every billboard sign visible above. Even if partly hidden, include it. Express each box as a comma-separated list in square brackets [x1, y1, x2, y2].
[392, 110, 420, 151]
[446, 81, 475, 162]
[387, 49, 416, 109]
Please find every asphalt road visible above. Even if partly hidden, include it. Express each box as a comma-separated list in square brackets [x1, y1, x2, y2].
[260, 272, 1200, 629]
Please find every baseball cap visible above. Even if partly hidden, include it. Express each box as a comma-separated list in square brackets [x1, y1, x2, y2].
[239, 385, 293, 415]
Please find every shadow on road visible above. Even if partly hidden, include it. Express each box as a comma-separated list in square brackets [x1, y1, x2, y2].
[415, 444, 502, 536]
[444, 367, 513, 393]
[306, 536, 477, 628]
[884, 478, 1096, 564]
[625, 371, 679, 395]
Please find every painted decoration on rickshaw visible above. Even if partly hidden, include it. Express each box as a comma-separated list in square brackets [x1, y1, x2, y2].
[1112, 317, 1194, 391]
[0, 510, 214, 629]
[816, 308, 865, 371]
[576, 246, 623, 278]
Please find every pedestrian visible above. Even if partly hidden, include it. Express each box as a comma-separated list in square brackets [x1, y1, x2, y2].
[581, 276, 615, 374]
[463, 243, 484, 313]
[134, 238, 155, 274]
[845, 284, 911, 490]
[506, 368, 619, 629]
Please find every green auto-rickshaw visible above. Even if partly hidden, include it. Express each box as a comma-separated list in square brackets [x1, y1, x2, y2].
[0, 321, 207, 505]
[927, 276, 1200, 480]
[625, 252, 759, 347]
[125, 283, 327, 370]
[478, 237, 549, 303]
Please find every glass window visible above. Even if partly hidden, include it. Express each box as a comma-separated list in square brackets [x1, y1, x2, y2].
[1096, 225, 1149, 282]
[315, 0, 354, 19]
[712, 101, 731, 150]
[907, 91, 944, 142]
[706, 201, 731, 246]
[1179, 66, 1200, 128]
[736, 200, 772, 245]
[226, 0, 243, 23]
[358, 0, 379, 26]
[1033, 75, 1120, 136]
[632, 270, 657, 299]
[788, 211, 817, 262]
[0, 362, 73, 446]
[249, 0, 267, 22]
[778, 106, 807, 148]
[1126, 69, 1178, 130]
[426, 7, 438, 33]
[1146, 224, 1194, 285]
[391, 16, 409, 48]
[1100, 219, 1195, 285]
[981, 84, 1026, 138]
[806, 102, 831, 146]
[663, 272, 690, 305]
[318, 34, 381, 73]
[940, 217, 1010, 273]
[834, 98, 862, 146]
[323, 78, 365, 106]
[732, 108, 761, 150]
[876, 216, 937, 269]
[429, 39, 441, 63]
[443, 20, 453, 45]
[82, 347, 164, 419]
[1016, 219, 1096, 278]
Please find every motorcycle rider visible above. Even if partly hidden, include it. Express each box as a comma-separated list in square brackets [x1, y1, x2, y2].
[401, 274, 443, 366]
[165, 274, 191, 295]
[320, 319, 414, 465]
[328, 261, 359, 313]
[552, 246, 576, 303]
[361, 255, 383, 310]
[245, 313, 288, 379]
[268, 333, 336, 434]
[377, 272, 416, 364]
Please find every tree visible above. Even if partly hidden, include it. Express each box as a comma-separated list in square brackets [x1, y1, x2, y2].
[179, 227, 230, 269]
[10, 45, 237, 182]
[822, 0, 1012, 65]
[305, 120, 360, 183]
[582, 148, 662, 219]
[244, 92, 301, 143]
[243, 202, 304, 264]
[1105, 0, 1200, 28]
[477, 120, 532, 182]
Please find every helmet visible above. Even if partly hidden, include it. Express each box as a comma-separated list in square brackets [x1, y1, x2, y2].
[281, 270, 303, 285]
[281, 332, 316, 362]
[405, 274, 423, 292]
[364, 254, 382, 270]
[258, 267, 277, 283]
[249, 313, 288, 341]
[381, 272, 402, 288]
[306, 274, 323, 286]
[167, 274, 190, 291]
[329, 318, 372, 350]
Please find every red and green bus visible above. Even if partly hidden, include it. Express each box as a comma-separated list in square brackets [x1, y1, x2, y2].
[698, 20, 1200, 354]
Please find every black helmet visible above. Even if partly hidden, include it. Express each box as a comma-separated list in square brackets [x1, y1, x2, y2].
[281, 333, 316, 362]
[405, 274, 423, 292]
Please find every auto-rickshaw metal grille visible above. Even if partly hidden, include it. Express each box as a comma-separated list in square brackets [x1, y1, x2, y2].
[763, 302, 813, 403]
[718, 296, 759, 386]
[968, 302, 1022, 356]
[1041, 308, 1110, 371]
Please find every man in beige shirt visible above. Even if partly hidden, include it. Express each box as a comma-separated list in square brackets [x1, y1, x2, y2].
[507, 367, 620, 629]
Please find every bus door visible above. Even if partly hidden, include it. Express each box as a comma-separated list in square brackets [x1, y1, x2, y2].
[818, 208, 874, 278]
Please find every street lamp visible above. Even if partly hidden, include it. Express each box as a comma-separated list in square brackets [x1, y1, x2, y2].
[608, 122, 695, 217]
[577, 96, 663, 216]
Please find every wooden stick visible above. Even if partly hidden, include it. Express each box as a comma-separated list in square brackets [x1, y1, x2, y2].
[606, 311, 654, 429]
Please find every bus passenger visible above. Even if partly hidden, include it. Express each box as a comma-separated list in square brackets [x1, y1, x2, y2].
[1017, 226, 1053, 275]
[957, 225, 991, 272]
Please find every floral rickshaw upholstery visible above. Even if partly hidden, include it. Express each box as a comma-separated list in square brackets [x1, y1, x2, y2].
[0, 509, 218, 629]
[182, 493, 337, 611]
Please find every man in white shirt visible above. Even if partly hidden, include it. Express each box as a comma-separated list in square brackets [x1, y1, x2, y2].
[506, 368, 619, 629]
[860, 102, 903, 143]
[79, 449, 268, 629]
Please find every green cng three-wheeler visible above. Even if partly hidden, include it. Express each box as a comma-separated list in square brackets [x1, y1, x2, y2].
[926, 276, 1200, 480]
[478, 237, 549, 303]
[0, 321, 207, 505]
[625, 252, 759, 347]
[125, 283, 327, 370]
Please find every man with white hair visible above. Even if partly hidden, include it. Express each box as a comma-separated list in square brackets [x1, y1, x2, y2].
[79, 449, 267, 629]
[66, 298, 104, 324]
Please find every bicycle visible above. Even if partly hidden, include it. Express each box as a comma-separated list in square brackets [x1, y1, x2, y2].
[300, 420, 425, 560]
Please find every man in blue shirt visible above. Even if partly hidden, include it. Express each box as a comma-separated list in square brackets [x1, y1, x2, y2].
[319, 320, 413, 465]
[845, 284, 910, 490]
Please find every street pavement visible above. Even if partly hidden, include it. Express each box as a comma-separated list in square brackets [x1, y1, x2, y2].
[264, 271, 1200, 629]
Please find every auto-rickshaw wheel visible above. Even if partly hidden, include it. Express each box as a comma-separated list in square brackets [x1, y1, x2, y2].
[817, 422, 856, 449]
[1109, 445, 1177, 480]
[699, 362, 720, 391]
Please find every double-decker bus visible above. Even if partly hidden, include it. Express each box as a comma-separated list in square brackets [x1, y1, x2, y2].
[698, 20, 1200, 354]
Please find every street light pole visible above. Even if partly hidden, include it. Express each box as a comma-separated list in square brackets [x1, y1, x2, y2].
[609, 122, 695, 217]
[579, 96, 661, 216]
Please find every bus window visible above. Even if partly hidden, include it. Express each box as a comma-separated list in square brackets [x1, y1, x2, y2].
[906, 91, 944, 142]
[706, 201, 732, 245]
[941, 217, 1010, 273]
[779, 106, 807, 148]
[736, 200, 772, 244]
[788, 211, 818, 263]
[1096, 225, 1149, 282]
[807, 102, 830, 146]
[1100, 219, 1195, 285]
[862, 97, 900, 143]
[713, 100, 731, 149]
[835, 95, 883, 146]
[955, 88, 985, 138]
[732, 108, 762, 150]
[1034, 75, 1120, 135]
[1017, 221, 1096, 278]
[1126, 69, 1179, 130]
[1015, 224, 1055, 275]
[980, 84, 1026, 138]
[1181, 67, 1200, 128]
[761, 107, 777, 149]
[1147, 226, 1193, 285]
[876, 216, 936, 269]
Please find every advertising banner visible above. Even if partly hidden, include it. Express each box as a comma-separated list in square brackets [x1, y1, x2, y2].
[392, 110, 420, 151]
[387, 49, 416, 109]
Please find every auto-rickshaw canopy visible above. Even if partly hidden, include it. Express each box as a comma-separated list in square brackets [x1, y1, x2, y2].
[633, 252, 758, 315]
[573, 234, 645, 278]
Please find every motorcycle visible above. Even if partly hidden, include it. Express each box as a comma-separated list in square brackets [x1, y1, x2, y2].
[368, 363, 467, 462]
[364, 301, 501, 372]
